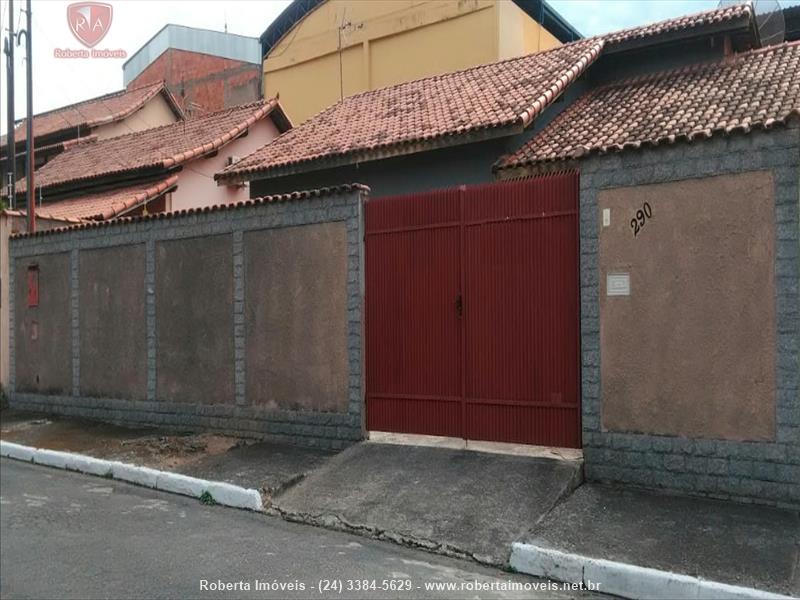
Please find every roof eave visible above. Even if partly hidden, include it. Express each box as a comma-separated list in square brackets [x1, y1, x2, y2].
[216, 121, 524, 186]
[269, 101, 294, 133]
[111, 176, 180, 220]
[160, 85, 187, 120]
[495, 158, 579, 180]
[604, 14, 754, 54]
[0, 82, 176, 153]
[22, 164, 172, 201]
[0, 208, 86, 224]
[162, 99, 281, 169]
[27, 100, 279, 196]
[498, 114, 800, 174]
[11, 183, 371, 240]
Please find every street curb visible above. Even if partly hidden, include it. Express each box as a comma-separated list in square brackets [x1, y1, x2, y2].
[510, 543, 795, 600]
[0, 441, 263, 512]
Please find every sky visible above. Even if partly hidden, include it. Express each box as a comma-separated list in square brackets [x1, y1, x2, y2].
[1, 0, 798, 136]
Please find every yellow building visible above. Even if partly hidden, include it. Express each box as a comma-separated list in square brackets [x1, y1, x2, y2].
[260, 0, 581, 124]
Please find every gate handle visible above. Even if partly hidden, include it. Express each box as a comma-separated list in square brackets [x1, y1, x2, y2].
[455, 294, 463, 318]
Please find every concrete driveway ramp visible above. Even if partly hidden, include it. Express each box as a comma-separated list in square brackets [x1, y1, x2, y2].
[272, 442, 583, 565]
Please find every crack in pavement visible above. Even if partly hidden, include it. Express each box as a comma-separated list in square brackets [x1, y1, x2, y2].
[266, 503, 504, 569]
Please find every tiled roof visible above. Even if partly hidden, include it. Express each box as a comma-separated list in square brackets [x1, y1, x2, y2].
[217, 4, 757, 183]
[32, 175, 180, 221]
[600, 3, 753, 48]
[1, 209, 84, 225]
[1, 82, 182, 148]
[496, 41, 800, 170]
[17, 99, 287, 194]
[216, 38, 605, 181]
[12, 183, 370, 239]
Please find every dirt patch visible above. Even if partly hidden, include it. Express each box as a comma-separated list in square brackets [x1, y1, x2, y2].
[0, 409, 242, 471]
[111, 434, 242, 470]
[0, 408, 339, 494]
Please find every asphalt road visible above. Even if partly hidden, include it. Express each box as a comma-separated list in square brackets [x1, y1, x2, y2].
[0, 458, 600, 599]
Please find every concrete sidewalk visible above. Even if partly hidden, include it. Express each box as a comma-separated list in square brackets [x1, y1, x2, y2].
[0, 409, 335, 497]
[272, 441, 583, 565]
[513, 483, 800, 597]
[5, 408, 795, 598]
[2, 459, 606, 600]
[1, 410, 584, 567]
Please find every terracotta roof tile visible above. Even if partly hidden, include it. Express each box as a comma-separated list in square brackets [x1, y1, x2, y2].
[497, 41, 800, 170]
[1, 209, 84, 225]
[217, 5, 755, 183]
[30, 175, 179, 221]
[17, 99, 286, 194]
[600, 3, 753, 47]
[1, 82, 181, 148]
[217, 39, 605, 181]
[12, 183, 370, 239]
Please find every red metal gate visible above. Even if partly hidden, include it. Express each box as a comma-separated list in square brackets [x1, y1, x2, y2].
[365, 174, 580, 448]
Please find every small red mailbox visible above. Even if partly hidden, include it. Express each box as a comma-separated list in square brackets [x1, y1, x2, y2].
[27, 265, 39, 308]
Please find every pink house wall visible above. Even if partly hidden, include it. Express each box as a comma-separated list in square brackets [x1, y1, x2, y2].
[170, 118, 281, 212]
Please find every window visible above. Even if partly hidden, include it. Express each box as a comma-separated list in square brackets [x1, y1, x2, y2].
[27, 265, 39, 308]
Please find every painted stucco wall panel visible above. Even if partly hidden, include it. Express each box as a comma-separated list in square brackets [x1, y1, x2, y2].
[497, 0, 561, 59]
[265, 1, 494, 71]
[368, 8, 496, 89]
[171, 118, 281, 212]
[579, 124, 800, 506]
[7, 188, 366, 449]
[244, 222, 349, 412]
[265, 45, 364, 125]
[528, 23, 560, 55]
[155, 235, 234, 404]
[13, 252, 71, 395]
[96, 94, 179, 140]
[598, 172, 776, 442]
[1, 214, 74, 389]
[79, 245, 147, 401]
[262, 0, 560, 124]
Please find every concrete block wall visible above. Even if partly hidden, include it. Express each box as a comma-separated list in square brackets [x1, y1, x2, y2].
[8, 186, 367, 450]
[579, 124, 800, 506]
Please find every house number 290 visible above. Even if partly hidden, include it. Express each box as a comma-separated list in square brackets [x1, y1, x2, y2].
[630, 202, 653, 237]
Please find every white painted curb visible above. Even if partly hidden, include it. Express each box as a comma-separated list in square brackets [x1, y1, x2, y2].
[0, 440, 262, 512]
[510, 543, 795, 600]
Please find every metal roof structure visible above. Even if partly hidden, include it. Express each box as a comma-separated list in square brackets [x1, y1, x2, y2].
[124, 25, 261, 86]
[785, 4, 800, 42]
[258, 0, 582, 59]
